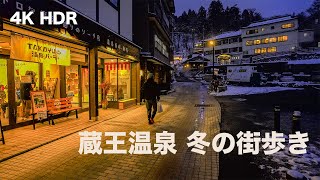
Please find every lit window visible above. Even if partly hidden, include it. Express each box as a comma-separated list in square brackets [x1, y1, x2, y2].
[246, 40, 253, 46]
[282, 23, 294, 29]
[262, 38, 269, 44]
[246, 29, 258, 35]
[254, 39, 261, 45]
[304, 33, 308, 37]
[269, 37, 277, 43]
[267, 47, 277, 53]
[261, 28, 265, 32]
[261, 48, 267, 53]
[278, 35, 288, 42]
[255, 48, 261, 54]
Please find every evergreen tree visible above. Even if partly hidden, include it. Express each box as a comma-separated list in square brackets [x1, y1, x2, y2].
[196, 6, 207, 38]
[225, 5, 241, 31]
[241, 9, 262, 27]
[308, 0, 320, 17]
[207, 0, 225, 34]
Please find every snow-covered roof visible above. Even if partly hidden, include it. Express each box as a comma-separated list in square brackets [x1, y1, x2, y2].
[244, 16, 295, 28]
[205, 30, 242, 41]
[288, 59, 320, 65]
[182, 55, 210, 64]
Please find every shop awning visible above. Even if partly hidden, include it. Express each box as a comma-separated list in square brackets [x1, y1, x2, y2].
[142, 54, 173, 70]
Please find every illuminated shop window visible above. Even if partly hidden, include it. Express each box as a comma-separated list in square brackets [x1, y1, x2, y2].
[14, 61, 40, 123]
[43, 63, 60, 100]
[0, 59, 8, 126]
[81, 68, 89, 108]
[104, 59, 131, 102]
[278, 35, 288, 42]
[267, 47, 277, 53]
[66, 65, 80, 107]
[282, 23, 294, 29]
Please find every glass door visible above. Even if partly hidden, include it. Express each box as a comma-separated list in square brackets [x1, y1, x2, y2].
[81, 67, 89, 109]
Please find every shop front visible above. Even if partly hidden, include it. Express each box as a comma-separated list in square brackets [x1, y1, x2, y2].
[0, 23, 90, 128]
[0, 0, 141, 128]
[97, 49, 140, 110]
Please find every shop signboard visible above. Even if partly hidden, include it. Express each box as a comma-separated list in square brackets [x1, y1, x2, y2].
[0, 0, 140, 60]
[20, 75, 32, 83]
[30, 91, 47, 119]
[10, 35, 71, 66]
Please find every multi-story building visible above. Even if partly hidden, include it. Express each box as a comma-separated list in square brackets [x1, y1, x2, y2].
[61, 0, 133, 40]
[193, 31, 243, 65]
[241, 16, 314, 62]
[133, 0, 175, 93]
[193, 16, 317, 66]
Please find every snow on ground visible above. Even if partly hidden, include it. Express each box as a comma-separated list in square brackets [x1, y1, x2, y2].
[210, 86, 303, 96]
[261, 140, 320, 179]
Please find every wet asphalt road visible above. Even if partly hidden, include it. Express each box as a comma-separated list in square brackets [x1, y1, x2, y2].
[217, 88, 320, 180]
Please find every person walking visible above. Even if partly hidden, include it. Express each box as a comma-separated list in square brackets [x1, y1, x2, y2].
[142, 73, 160, 124]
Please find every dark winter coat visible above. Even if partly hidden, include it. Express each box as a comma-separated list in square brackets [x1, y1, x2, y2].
[142, 79, 160, 101]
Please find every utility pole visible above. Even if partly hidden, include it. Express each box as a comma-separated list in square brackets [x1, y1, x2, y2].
[202, 25, 205, 72]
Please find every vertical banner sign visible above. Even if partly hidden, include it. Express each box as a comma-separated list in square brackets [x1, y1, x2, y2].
[10, 35, 71, 66]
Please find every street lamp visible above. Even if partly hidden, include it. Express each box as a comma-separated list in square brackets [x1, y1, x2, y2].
[209, 40, 215, 79]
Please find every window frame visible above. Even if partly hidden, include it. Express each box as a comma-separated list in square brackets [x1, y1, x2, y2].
[281, 23, 294, 29]
[246, 40, 253, 46]
[254, 39, 261, 45]
[267, 47, 277, 53]
[254, 48, 261, 54]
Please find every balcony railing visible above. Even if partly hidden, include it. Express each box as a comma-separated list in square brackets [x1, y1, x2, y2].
[148, 0, 171, 36]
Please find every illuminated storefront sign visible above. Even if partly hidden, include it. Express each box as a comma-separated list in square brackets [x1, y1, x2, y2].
[10, 35, 71, 65]
[0, 0, 139, 60]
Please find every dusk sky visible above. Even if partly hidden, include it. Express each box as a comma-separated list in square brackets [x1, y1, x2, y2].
[174, 0, 315, 18]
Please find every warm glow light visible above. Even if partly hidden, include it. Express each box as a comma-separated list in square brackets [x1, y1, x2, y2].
[209, 41, 214, 45]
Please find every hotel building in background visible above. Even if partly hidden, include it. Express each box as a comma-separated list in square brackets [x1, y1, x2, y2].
[192, 16, 316, 65]
[241, 16, 314, 63]
[0, 0, 141, 129]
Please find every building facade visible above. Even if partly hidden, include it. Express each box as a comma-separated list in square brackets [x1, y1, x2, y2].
[241, 16, 314, 62]
[193, 31, 243, 65]
[133, 0, 175, 95]
[206, 31, 243, 65]
[0, 0, 141, 129]
[193, 16, 316, 65]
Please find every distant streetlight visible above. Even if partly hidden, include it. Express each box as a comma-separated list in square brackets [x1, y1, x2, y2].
[209, 40, 216, 79]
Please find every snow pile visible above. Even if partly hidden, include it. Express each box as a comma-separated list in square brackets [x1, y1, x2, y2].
[210, 86, 303, 96]
[268, 81, 319, 87]
[288, 59, 320, 65]
[261, 141, 320, 179]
